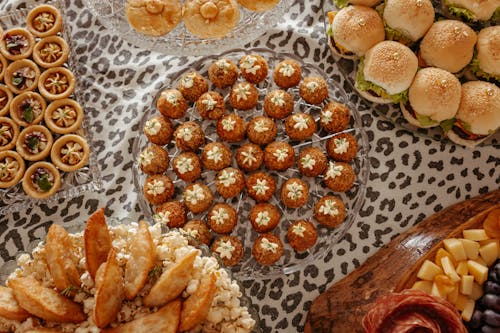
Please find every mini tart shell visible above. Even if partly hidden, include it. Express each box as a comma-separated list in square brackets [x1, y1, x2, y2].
[4, 59, 41, 95]
[26, 4, 63, 38]
[22, 161, 61, 199]
[0, 84, 13, 117]
[38, 66, 76, 100]
[9, 91, 47, 127]
[32, 35, 70, 68]
[50, 134, 90, 172]
[0, 54, 7, 82]
[44, 98, 84, 134]
[0, 117, 20, 151]
[0, 150, 25, 188]
[16, 125, 54, 161]
[0, 28, 35, 61]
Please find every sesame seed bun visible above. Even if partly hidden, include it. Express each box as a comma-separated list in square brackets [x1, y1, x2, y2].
[443, 0, 499, 21]
[400, 67, 461, 128]
[419, 20, 477, 73]
[476, 26, 500, 77]
[362, 41, 418, 95]
[330, 5, 385, 58]
[383, 0, 434, 42]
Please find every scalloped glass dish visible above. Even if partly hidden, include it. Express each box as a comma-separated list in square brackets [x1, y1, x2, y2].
[84, 0, 289, 56]
[0, 1, 102, 215]
[132, 48, 370, 280]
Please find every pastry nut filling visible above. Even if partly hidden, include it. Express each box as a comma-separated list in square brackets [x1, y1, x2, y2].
[39, 42, 63, 63]
[4, 34, 29, 55]
[23, 131, 47, 154]
[43, 71, 69, 94]
[30, 167, 54, 192]
[0, 156, 20, 182]
[0, 91, 8, 109]
[18, 98, 42, 123]
[33, 12, 56, 33]
[59, 140, 85, 165]
[12, 67, 36, 89]
[145, 0, 165, 14]
[0, 123, 13, 147]
[52, 105, 77, 127]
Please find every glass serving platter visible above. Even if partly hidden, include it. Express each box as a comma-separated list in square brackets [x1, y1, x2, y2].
[322, 0, 500, 147]
[0, 0, 103, 215]
[132, 47, 370, 280]
[84, 0, 289, 56]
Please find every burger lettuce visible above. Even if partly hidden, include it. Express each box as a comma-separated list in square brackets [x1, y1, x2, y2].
[384, 24, 413, 46]
[333, 0, 350, 8]
[492, 7, 500, 24]
[469, 55, 500, 83]
[355, 58, 409, 104]
[446, 1, 477, 21]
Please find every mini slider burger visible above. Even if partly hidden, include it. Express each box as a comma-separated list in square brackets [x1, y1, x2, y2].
[441, 0, 500, 22]
[400, 67, 461, 128]
[419, 20, 477, 74]
[355, 40, 418, 104]
[327, 5, 385, 59]
[446, 81, 500, 148]
[382, 0, 435, 45]
[467, 26, 500, 84]
[333, 0, 382, 8]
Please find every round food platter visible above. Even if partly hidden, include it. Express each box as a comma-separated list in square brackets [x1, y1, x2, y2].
[84, 0, 290, 56]
[132, 47, 370, 280]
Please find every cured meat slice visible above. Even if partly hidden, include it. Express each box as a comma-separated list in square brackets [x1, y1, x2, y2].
[362, 289, 467, 333]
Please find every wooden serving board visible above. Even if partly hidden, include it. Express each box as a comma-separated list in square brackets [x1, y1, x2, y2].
[304, 189, 500, 333]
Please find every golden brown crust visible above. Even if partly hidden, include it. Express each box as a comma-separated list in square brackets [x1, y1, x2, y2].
[138, 145, 170, 175]
[299, 76, 329, 105]
[32, 35, 70, 68]
[4, 59, 40, 94]
[157, 88, 188, 119]
[173, 121, 206, 152]
[143, 115, 173, 145]
[323, 161, 355, 192]
[0, 28, 35, 61]
[252, 233, 283, 265]
[246, 115, 277, 145]
[154, 200, 188, 227]
[320, 101, 351, 133]
[0, 54, 7, 82]
[182, 219, 212, 246]
[50, 134, 90, 172]
[126, 0, 182, 37]
[0, 84, 13, 117]
[26, 5, 63, 38]
[287, 220, 317, 252]
[38, 66, 76, 100]
[196, 91, 226, 120]
[208, 58, 239, 88]
[182, 182, 214, 214]
[207, 203, 238, 234]
[201, 141, 232, 171]
[235, 143, 263, 172]
[263, 89, 294, 119]
[0, 150, 25, 188]
[273, 59, 302, 89]
[9, 91, 47, 127]
[172, 152, 202, 182]
[22, 161, 61, 199]
[284, 112, 317, 141]
[249, 203, 280, 233]
[245, 171, 276, 202]
[239, 54, 269, 84]
[229, 82, 259, 110]
[280, 178, 309, 208]
[215, 167, 245, 198]
[326, 132, 358, 162]
[264, 141, 295, 171]
[177, 71, 209, 103]
[238, 0, 280, 11]
[313, 195, 346, 228]
[211, 235, 243, 266]
[16, 125, 53, 162]
[0, 116, 20, 151]
[44, 98, 84, 134]
[297, 146, 327, 177]
[216, 113, 246, 142]
[143, 174, 175, 206]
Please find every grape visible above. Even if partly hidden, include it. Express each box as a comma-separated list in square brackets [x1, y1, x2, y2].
[483, 309, 500, 327]
[485, 281, 500, 295]
[481, 325, 500, 333]
[469, 309, 484, 328]
[483, 294, 500, 312]
[489, 270, 499, 283]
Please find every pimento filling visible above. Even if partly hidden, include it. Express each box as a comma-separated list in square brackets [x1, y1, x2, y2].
[59, 141, 84, 165]
[43, 72, 69, 95]
[18, 98, 42, 123]
[52, 105, 77, 127]
[30, 167, 54, 192]
[23, 131, 48, 154]
[39, 42, 63, 63]
[0, 122, 13, 147]
[33, 12, 56, 33]
[11, 67, 36, 89]
[0, 157, 19, 182]
[4, 34, 29, 55]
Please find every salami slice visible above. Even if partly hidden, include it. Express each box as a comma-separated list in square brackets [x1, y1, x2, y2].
[362, 289, 467, 333]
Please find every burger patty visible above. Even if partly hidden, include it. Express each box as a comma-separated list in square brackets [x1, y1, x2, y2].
[403, 102, 417, 119]
[452, 122, 487, 141]
[329, 36, 354, 57]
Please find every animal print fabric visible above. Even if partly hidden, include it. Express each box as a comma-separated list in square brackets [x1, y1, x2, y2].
[0, 0, 499, 332]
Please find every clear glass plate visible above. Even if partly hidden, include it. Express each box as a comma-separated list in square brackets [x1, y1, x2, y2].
[132, 47, 370, 280]
[0, 0, 103, 214]
[84, 0, 289, 56]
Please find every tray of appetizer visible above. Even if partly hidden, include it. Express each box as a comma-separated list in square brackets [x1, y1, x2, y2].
[132, 47, 370, 279]
[0, 1, 101, 214]
[323, 0, 500, 149]
[305, 188, 500, 333]
[0, 208, 259, 332]
[85, 0, 289, 56]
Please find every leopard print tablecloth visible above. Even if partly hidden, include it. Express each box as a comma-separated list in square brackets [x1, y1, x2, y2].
[0, 0, 498, 332]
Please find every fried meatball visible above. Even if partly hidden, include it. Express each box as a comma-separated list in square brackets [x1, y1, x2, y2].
[143, 115, 174, 145]
[138, 145, 170, 175]
[285, 112, 317, 141]
[182, 219, 212, 246]
[247, 116, 277, 145]
[239, 54, 268, 84]
[196, 91, 226, 120]
[172, 152, 202, 182]
[320, 101, 350, 133]
[326, 132, 358, 162]
[143, 174, 175, 206]
[177, 71, 208, 102]
[249, 203, 280, 233]
[323, 161, 355, 192]
[201, 142, 232, 171]
[252, 233, 283, 266]
[273, 59, 302, 88]
[174, 121, 205, 152]
[154, 200, 187, 228]
[299, 76, 328, 105]
[217, 113, 246, 142]
[280, 178, 309, 208]
[297, 146, 328, 177]
[246, 172, 276, 202]
[263, 89, 294, 119]
[229, 82, 259, 110]
[313, 195, 346, 228]
[215, 167, 245, 199]
[212, 235, 244, 267]
[264, 141, 295, 171]
[157, 88, 188, 119]
[183, 183, 214, 214]
[235, 143, 264, 172]
[208, 58, 239, 89]
[287, 220, 318, 252]
[207, 203, 238, 234]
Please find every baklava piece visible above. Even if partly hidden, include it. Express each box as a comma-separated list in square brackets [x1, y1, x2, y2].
[284, 112, 317, 141]
[50, 134, 90, 172]
[22, 161, 61, 199]
[280, 178, 309, 208]
[326, 132, 358, 162]
[157, 88, 188, 119]
[38, 66, 76, 100]
[263, 141, 295, 171]
[323, 161, 355, 192]
[207, 203, 238, 234]
[239, 54, 268, 84]
[4, 59, 40, 94]
[249, 203, 280, 233]
[299, 76, 329, 105]
[196, 91, 226, 120]
[177, 71, 208, 103]
[0, 117, 19, 151]
[252, 233, 283, 266]
[0, 85, 13, 117]
[154, 200, 188, 228]
[143, 115, 173, 145]
[297, 146, 327, 177]
[208, 58, 239, 89]
[229, 82, 259, 110]
[235, 143, 264, 172]
[143, 174, 175, 206]
[137, 145, 170, 175]
[201, 142, 232, 171]
[0, 28, 35, 61]
[211, 235, 244, 267]
[0, 150, 25, 188]
[183, 182, 214, 214]
[172, 152, 202, 182]
[44, 98, 83, 134]
[313, 195, 346, 228]
[26, 4, 63, 38]
[215, 167, 245, 199]
[216, 113, 246, 143]
[263, 89, 294, 119]
[287, 220, 318, 252]
[245, 171, 276, 202]
[9, 92, 46, 127]
[246, 116, 277, 145]
[16, 125, 53, 161]
[273, 59, 302, 89]
[32, 35, 70, 68]
[174, 121, 205, 152]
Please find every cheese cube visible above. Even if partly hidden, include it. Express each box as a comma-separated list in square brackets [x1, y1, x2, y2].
[463, 229, 490, 241]
[455, 294, 469, 311]
[447, 284, 459, 304]
[479, 242, 499, 266]
[411, 280, 433, 293]
[440, 256, 461, 283]
[417, 260, 443, 281]
[461, 298, 475, 322]
[471, 282, 484, 301]
[456, 261, 469, 276]
[461, 239, 480, 260]
[435, 248, 456, 268]
[431, 282, 444, 298]
[467, 260, 488, 285]
[460, 275, 474, 295]
[443, 238, 467, 262]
